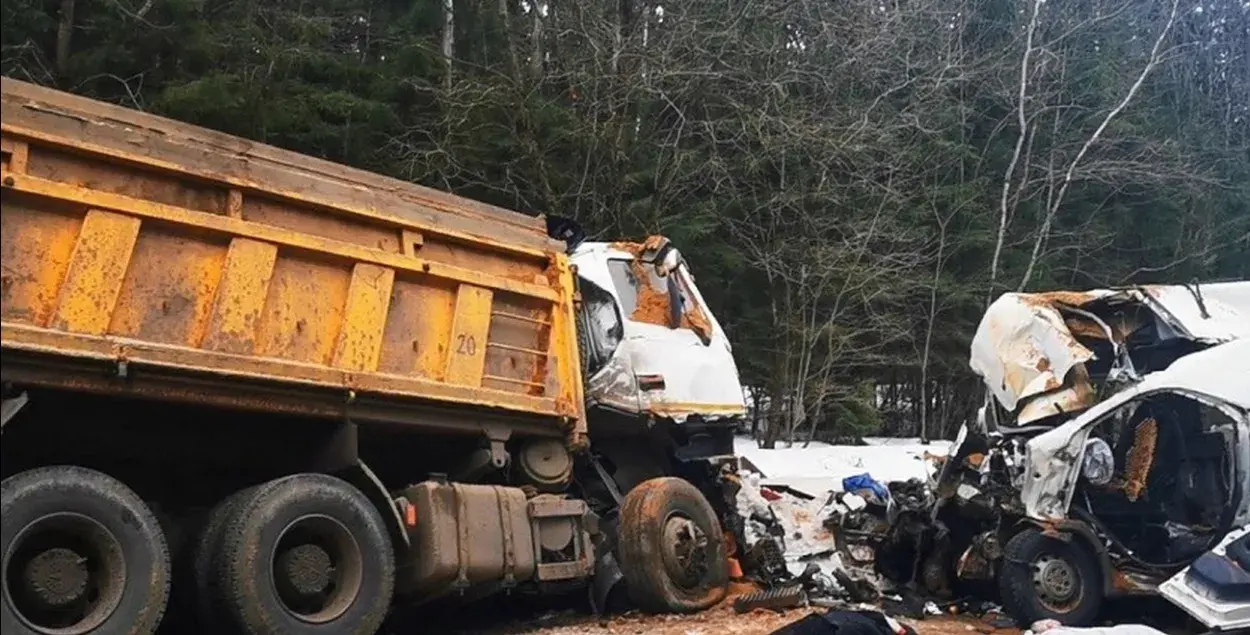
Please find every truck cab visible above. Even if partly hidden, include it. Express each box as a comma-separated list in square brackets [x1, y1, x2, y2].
[547, 222, 746, 480]
[572, 236, 745, 427]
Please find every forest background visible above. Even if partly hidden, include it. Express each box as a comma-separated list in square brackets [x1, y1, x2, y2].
[4, 0, 1247, 446]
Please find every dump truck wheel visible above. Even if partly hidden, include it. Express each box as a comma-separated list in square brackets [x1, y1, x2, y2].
[0, 466, 170, 635]
[208, 474, 395, 635]
[999, 528, 1102, 626]
[617, 477, 729, 613]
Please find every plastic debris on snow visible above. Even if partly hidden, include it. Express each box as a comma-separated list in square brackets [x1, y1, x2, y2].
[730, 437, 957, 612]
[735, 470, 845, 578]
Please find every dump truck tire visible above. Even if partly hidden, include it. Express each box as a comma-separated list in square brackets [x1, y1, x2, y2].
[1, 466, 170, 635]
[618, 477, 729, 613]
[170, 486, 258, 634]
[207, 474, 395, 635]
[999, 527, 1103, 626]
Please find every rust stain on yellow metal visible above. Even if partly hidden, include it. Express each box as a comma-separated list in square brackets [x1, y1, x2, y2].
[545, 254, 588, 446]
[0, 200, 81, 327]
[50, 210, 140, 335]
[378, 279, 456, 381]
[257, 256, 351, 365]
[225, 189, 243, 219]
[1, 138, 29, 173]
[0, 119, 552, 261]
[3, 173, 560, 303]
[108, 230, 228, 347]
[2, 322, 562, 417]
[333, 263, 396, 371]
[202, 238, 278, 355]
[444, 284, 494, 386]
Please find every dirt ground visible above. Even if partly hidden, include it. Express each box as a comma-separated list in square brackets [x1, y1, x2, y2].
[411, 586, 1203, 635]
[431, 584, 1022, 635]
[442, 603, 1019, 635]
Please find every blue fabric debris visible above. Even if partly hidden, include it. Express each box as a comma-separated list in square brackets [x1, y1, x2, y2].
[841, 473, 890, 503]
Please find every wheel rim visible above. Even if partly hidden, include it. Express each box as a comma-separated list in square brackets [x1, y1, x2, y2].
[1031, 553, 1083, 613]
[2, 512, 127, 635]
[268, 514, 363, 624]
[659, 512, 709, 588]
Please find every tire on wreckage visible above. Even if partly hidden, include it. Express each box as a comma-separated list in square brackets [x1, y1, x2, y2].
[999, 527, 1104, 626]
[617, 477, 730, 613]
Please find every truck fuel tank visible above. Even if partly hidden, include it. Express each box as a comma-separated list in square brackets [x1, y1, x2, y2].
[396, 481, 594, 601]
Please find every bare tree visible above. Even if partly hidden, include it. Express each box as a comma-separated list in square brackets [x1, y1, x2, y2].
[1016, 0, 1184, 290]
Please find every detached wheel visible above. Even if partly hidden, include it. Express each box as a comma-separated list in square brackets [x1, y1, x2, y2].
[618, 477, 729, 613]
[999, 528, 1103, 626]
[207, 474, 394, 635]
[1, 466, 170, 635]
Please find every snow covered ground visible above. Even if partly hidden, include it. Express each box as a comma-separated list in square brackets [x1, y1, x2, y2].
[733, 436, 952, 497]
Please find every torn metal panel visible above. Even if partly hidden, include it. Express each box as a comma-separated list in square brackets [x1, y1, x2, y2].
[1020, 339, 1250, 521]
[1138, 282, 1250, 342]
[972, 281, 1250, 425]
[970, 292, 1100, 420]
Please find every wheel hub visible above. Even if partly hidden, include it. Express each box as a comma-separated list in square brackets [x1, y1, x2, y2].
[1032, 554, 1079, 605]
[24, 547, 90, 609]
[661, 515, 709, 587]
[276, 544, 334, 598]
[2, 512, 126, 635]
[270, 515, 363, 625]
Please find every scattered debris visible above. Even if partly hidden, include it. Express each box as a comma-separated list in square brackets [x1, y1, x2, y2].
[724, 297, 1249, 629]
[734, 585, 809, 614]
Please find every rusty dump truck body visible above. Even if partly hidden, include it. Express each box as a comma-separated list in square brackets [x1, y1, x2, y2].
[0, 78, 585, 446]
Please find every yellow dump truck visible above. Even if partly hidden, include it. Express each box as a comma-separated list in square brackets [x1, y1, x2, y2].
[0, 79, 747, 635]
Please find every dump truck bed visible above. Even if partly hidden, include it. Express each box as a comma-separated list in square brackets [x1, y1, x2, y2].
[0, 79, 584, 443]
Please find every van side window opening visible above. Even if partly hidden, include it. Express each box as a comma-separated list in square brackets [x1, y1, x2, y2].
[1082, 391, 1237, 565]
[579, 280, 623, 376]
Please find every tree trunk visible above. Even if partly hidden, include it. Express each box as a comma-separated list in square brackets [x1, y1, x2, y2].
[530, 3, 544, 78]
[56, 0, 76, 79]
[441, 0, 455, 89]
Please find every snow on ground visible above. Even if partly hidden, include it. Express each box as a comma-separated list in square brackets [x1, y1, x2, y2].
[733, 436, 951, 497]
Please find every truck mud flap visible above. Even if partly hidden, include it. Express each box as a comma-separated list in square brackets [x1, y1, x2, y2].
[0, 391, 29, 431]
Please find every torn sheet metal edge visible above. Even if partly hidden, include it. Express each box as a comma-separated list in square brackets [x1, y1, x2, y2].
[1020, 339, 1250, 521]
[1157, 525, 1250, 630]
[969, 292, 1100, 419]
[1138, 281, 1250, 343]
[971, 281, 1250, 425]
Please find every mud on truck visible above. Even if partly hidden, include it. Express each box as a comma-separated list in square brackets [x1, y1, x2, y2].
[0, 79, 748, 635]
[829, 285, 1250, 629]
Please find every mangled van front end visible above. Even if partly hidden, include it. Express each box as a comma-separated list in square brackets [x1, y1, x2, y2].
[829, 284, 1250, 627]
[971, 286, 1250, 626]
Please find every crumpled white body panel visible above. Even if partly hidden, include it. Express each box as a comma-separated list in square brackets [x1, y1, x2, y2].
[971, 282, 1250, 425]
